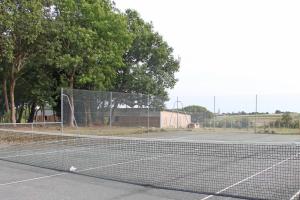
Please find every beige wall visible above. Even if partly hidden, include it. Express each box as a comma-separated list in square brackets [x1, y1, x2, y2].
[112, 116, 160, 127]
[160, 111, 191, 128]
[111, 111, 191, 128]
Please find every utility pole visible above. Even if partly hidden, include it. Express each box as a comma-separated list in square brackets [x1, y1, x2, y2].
[177, 96, 179, 129]
[214, 96, 216, 129]
[255, 94, 258, 133]
[109, 92, 112, 128]
[147, 94, 150, 132]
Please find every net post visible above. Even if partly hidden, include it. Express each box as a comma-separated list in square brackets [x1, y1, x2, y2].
[109, 92, 112, 128]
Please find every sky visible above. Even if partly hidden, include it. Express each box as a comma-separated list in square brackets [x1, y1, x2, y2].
[114, 0, 300, 113]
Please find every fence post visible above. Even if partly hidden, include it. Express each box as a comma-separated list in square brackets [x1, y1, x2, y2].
[176, 96, 179, 129]
[255, 94, 258, 133]
[147, 94, 150, 133]
[213, 96, 216, 130]
[61, 88, 63, 134]
[109, 92, 112, 128]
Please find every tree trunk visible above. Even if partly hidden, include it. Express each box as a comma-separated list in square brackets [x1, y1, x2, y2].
[27, 102, 36, 123]
[108, 100, 119, 126]
[98, 101, 105, 125]
[2, 79, 9, 113]
[84, 101, 88, 126]
[42, 105, 45, 123]
[87, 102, 92, 126]
[68, 75, 75, 127]
[83, 101, 92, 126]
[34, 108, 41, 122]
[17, 103, 24, 123]
[9, 77, 16, 124]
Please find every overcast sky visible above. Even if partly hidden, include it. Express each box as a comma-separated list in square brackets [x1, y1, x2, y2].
[114, 0, 300, 113]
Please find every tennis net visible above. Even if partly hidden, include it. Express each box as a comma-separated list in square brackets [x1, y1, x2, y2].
[0, 129, 300, 200]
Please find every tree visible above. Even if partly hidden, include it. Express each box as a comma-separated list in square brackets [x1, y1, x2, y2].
[0, 1, 180, 125]
[0, 61, 9, 114]
[0, 0, 45, 123]
[52, 0, 131, 126]
[183, 105, 213, 123]
[114, 9, 180, 102]
[281, 112, 293, 127]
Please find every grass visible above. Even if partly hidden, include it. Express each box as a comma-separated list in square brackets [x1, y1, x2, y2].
[63, 126, 166, 136]
[1, 123, 300, 146]
[0, 130, 69, 145]
[189, 127, 300, 135]
[256, 128, 300, 135]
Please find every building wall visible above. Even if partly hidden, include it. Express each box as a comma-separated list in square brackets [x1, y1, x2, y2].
[35, 115, 60, 122]
[160, 111, 191, 128]
[111, 111, 191, 128]
[112, 116, 160, 127]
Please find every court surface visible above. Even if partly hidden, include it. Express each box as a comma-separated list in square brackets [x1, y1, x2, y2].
[1, 131, 300, 200]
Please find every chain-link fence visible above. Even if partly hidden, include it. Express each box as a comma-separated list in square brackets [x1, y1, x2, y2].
[176, 94, 300, 134]
[62, 88, 191, 135]
[2, 89, 299, 135]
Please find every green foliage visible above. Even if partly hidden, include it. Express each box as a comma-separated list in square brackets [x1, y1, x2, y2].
[0, 0, 45, 69]
[0, 0, 47, 122]
[115, 10, 179, 101]
[0, 1, 180, 122]
[183, 105, 213, 123]
[281, 112, 293, 125]
[53, 0, 131, 90]
[0, 82, 3, 117]
[273, 112, 299, 128]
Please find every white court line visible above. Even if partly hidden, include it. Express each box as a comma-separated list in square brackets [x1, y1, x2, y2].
[0, 140, 128, 160]
[166, 136, 195, 140]
[0, 153, 167, 186]
[0, 142, 133, 160]
[290, 189, 300, 200]
[0, 173, 66, 186]
[0, 145, 95, 160]
[77, 154, 169, 173]
[200, 152, 300, 200]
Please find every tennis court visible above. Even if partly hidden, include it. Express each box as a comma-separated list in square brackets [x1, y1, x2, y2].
[1, 130, 300, 200]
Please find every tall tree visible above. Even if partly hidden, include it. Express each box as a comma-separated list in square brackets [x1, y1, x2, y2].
[0, 1, 181, 126]
[183, 105, 213, 123]
[0, 5, 10, 115]
[115, 9, 180, 102]
[53, 0, 131, 126]
[0, 0, 45, 123]
[0, 62, 9, 114]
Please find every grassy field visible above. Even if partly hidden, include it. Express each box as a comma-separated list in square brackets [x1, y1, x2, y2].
[1, 122, 300, 145]
[190, 127, 300, 135]
[63, 126, 167, 136]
